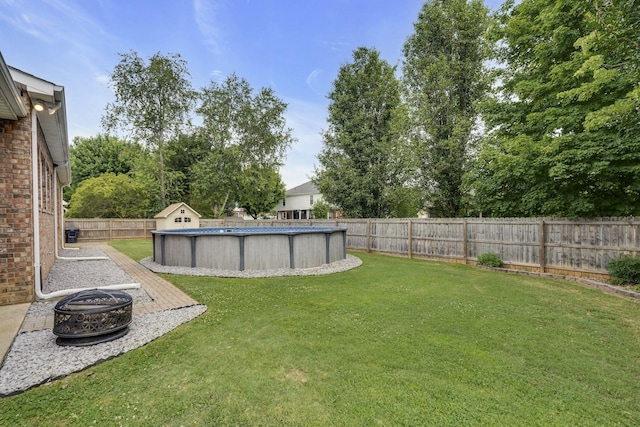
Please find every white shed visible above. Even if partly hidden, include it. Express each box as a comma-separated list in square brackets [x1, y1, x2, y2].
[154, 202, 201, 230]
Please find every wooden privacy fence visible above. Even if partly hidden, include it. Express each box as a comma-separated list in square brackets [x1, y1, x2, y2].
[65, 217, 640, 280]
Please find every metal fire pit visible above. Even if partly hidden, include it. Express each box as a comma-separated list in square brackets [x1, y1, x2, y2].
[53, 289, 133, 347]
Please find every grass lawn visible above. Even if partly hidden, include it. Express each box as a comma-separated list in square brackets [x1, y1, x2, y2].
[2, 240, 640, 426]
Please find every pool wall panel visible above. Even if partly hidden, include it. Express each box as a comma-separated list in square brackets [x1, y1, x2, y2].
[329, 231, 345, 262]
[164, 236, 192, 267]
[196, 235, 240, 270]
[293, 233, 326, 268]
[244, 235, 290, 270]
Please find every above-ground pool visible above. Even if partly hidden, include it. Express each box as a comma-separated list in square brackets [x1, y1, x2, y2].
[151, 227, 347, 271]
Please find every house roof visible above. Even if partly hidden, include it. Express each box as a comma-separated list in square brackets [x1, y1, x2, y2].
[286, 180, 319, 196]
[154, 202, 201, 219]
[9, 66, 71, 184]
[0, 52, 27, 120]
[0, 52, 71, 185]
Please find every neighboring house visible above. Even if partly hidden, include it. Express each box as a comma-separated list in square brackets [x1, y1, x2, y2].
[155, 202, 201, 230]
[276, 181, 339, 220]
[0, 52, 71, 305]
[230, 205, 254, 220]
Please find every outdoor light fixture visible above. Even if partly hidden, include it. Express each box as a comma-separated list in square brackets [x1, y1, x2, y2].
[33, 100, 45, 112]
[32, 100, 62, 115]
[48, 102, 61, 115]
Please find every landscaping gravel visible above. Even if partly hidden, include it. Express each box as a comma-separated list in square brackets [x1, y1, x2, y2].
[140, 253, 363, 278]
[0, 305, 206, 397]
[0, 248, 206, 397]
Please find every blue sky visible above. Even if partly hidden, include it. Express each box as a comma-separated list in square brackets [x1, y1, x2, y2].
[0, 0, 503, 189]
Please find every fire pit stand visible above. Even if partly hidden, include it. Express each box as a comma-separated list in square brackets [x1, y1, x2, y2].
[53, 289, 133, 347]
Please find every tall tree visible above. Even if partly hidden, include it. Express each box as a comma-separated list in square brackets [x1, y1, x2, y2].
[315, 47, 405, 218]
[164, 133, 211, 207]
[571, 0, 640, 136]
[402, 0, 490, 217]
[190, 145, 242, 218]
[102, 51, 196, 208]
[236, 165, 285, 219]
[192, 74, 295, 217]
[470, 0, 640, 217]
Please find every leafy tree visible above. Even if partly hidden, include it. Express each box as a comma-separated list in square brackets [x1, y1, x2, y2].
[132, 147, 186, 215]
[198, 73, 293, 168]
[66, 134, 143, 200]
[315, 47, 405, 218]
[571, 1, 640, 135]
[164, 133, 211, 205]
[192, 74, 295, 217]
[189, 146, 239, 218]
[102, 51, 196, 208]
[66, 173, 149, 218]
[402, 0, 490, 217]
[470, 0, 640, 217]
[236, 165, 285, 219]
[386, 186, 424, 218]
[312, 199, 331, 219]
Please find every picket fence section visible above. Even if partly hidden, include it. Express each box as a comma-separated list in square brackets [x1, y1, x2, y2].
[65, 217, 640, 279]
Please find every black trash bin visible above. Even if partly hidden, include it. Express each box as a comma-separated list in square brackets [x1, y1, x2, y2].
[65, 227, 79, 244]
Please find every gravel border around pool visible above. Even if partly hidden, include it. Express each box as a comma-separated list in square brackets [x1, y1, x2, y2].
[140, 254, 363, 278]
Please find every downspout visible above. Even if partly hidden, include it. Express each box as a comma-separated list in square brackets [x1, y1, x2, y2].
[53, 164, 107, 261]
[32, 109, 140, 300]
[58, 181, 78, 251]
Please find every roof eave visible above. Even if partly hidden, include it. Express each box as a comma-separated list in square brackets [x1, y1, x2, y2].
[8, 67, 71, 185]
[0, 53, 27, 119]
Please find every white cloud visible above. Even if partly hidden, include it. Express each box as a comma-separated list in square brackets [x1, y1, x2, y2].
[95, 73, 110, 86]
[209, 69, 225, 82]
[193, 0, 223, 55]
[305, 69, 325, 97]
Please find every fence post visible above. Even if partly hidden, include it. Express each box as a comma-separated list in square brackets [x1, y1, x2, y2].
[366, 219, 371, 253]
[539, 219, 546, 273]
[109, 219, 113, 240]
[463, 219, 468, 264]
[408, 219, 413, 259]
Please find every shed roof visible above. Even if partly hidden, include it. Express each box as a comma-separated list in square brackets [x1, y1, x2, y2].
[286, 181, 319, 196]
[155, 202, 201, 219]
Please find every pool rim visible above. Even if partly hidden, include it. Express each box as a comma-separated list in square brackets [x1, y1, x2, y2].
[150, 226, 348, 237]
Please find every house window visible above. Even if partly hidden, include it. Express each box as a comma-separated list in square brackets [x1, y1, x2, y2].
[180, 209, 185, 214]
[282, 199, 286, 206]
[310, 195, 314, 206]
[38, 152, 54, 214]
[184, 217, 191, 223]
[174, 217, 182, 223]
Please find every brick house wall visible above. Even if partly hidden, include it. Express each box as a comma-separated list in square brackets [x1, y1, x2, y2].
[0, 95, 61, 305]
[0, 106, 35, 305]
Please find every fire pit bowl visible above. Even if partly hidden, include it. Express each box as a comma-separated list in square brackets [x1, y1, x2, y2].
[53, 289, 133, 347]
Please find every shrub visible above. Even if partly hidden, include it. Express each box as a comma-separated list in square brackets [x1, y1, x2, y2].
[606, 255, 640, 286]
[477, 252, 504, 268]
